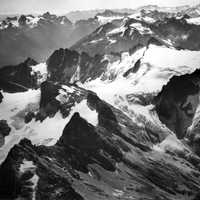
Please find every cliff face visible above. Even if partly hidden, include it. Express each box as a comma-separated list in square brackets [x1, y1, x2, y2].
[155, 69, 200, 156]
[47, 48, 108, 83]
[0, 58, 38, 92]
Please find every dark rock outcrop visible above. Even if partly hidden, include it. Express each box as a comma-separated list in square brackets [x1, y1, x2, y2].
[40, 81, 60, 108]
[58, 112, 123, 172]
[0, 120, 11, 149]
[47, 48, 79, 83]
[155, 69, 200, 139]
[24, 112, 35, 124]
[0, 138, 84, 200]
[151, 17, 200, 50]
[0, 91, 3, 103]
[47, 49, 107, 83]
[18, 15, 27, 26]
[0, 58, 38, 92]
[0, 120, 11, 137]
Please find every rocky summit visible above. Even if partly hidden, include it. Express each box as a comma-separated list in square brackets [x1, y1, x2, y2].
[1, 3, 200, 200]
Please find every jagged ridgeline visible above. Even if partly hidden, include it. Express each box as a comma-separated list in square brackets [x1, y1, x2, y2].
[1, 4, 200, 200]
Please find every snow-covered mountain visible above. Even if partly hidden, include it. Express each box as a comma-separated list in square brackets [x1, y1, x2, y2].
[72, 9, 200, 55]
[1, 4, 200, 200]
[1, 4, 200, 67]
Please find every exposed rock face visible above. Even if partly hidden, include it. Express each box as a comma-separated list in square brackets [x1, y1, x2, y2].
[47, 49, 107, 83]
[0, 120, 11, 147]
[154, 69, 200, 158]
[40, 81, 60, 108]
[0, 58, 38, 92]
[155, 69, 200, 139]
[151, 17, 200, 50]
[24, 80, 89, 123]
[36, 81, 61, 120]
[0, 92, 3, 103]
[0, 120, 11, 137]
[0, 139, 84, 200]
[18, 15, 27, 26]
[47, 48, 79, 83]
[57, 111, 123, 172]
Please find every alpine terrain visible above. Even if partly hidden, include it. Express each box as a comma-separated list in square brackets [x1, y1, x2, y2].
[1, 3, 200, 200]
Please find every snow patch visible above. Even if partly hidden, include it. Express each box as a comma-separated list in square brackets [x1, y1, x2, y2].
[56, 85, 75, 103]
[142, 16, 156, 24]
[73, 100, 98, 126]
[19, 159, 39, 200]
[129, 13, 142, 20]
[27, 99, 98, 145]
[31, 63, 48, 84]
[0, 90, 40, 123]
[70, 65, 80, 83]
[97, 16, 124, 25]
[25, 111, 68, 146]
[107, 26, 126, 36]
[112, 189, 124, 197]
[108, 38, 117, 44]
[20, 159, 36, 173]
[103, 47, 146, 80]
[143, 44, 200, 71]
[130, 22, 153, 34]
[186, 17, 200, 25]
[152, 135, 187, 153]
[88, 38, 104, 44]
[26, 16, 42, 28]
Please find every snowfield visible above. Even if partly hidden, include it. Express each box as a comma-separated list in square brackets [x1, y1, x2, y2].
[96, 15, 124, 25]
[0, 88, 98, 163]
[31, 63, 48, 84]
[81, 44, 200, 142]
[186, 17, 200, 25]
[83, 44, 200, 97]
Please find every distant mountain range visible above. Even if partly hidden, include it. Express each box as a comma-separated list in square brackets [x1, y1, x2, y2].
[0, 4, 199, 67]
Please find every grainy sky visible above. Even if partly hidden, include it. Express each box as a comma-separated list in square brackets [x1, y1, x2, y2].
[0, 0, 199, 14]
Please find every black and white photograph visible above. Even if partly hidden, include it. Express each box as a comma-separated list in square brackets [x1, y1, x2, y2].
[0, 0, 200, 199]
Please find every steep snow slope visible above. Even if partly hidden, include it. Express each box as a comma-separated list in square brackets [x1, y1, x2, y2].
[186, 17, 200, 25]
[83, 44, 200, 98]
